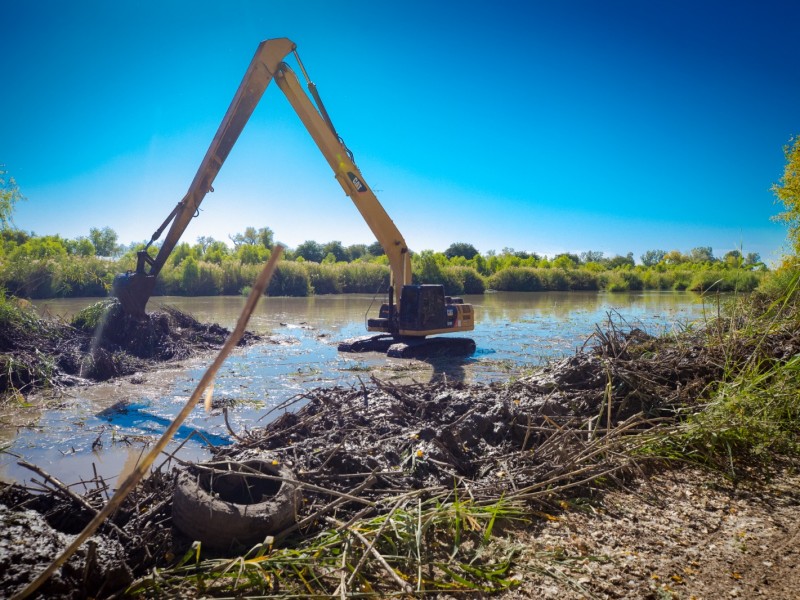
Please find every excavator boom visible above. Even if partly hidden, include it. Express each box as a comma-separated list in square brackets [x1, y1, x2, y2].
[113, 38, 474, 355]
[114, 38, 296, 316]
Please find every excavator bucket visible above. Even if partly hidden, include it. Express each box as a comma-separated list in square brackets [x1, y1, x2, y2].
[112, 271, 157, 318]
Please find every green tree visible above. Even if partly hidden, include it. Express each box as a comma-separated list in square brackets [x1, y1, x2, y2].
[346, 243, 368, 261]
[723, 249, 743, 268]
[772, 136, 800, 255]
[444, 242, 479, 260]
[196, 236, 215, 252]
[366, 240, 384, 256]
[89, 226, 120, 257]
[664, 249, 687, 264]
[230, 226, 259, 247]
[580, 250, 604, 264]
[204, 240, 230, 264]
[689, 247, 715, 263]
[607, 253, 635, 269]
[257, 227, 274, 249]
[295, 240, 325, 263]
[236, 244, 269, 265]
[744, 252, 765, 270]
[0, 167, 25, 230]
[66, 237, 96, 257]
[641, 249, 666, 266]
[322, 240, 348, 262]
[552, 253, 580, 269]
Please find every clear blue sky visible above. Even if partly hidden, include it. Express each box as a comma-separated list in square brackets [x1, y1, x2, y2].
[2, 0, 798, 264]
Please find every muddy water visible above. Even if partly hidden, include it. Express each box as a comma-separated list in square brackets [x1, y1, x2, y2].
[1, 291, 714, 485]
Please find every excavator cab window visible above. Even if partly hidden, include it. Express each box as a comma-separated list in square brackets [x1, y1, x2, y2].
[399, 285, 447, 331]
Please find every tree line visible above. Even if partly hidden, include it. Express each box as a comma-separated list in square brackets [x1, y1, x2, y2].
[0, 163, 780, 299]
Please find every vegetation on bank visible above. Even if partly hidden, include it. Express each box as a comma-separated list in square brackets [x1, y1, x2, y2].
[0, 163, 770, 299]
[0, 225, 766, 299]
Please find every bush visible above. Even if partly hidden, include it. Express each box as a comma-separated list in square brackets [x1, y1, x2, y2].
[688, 270, 762, 293]
[541, 269, 569, 291]
[306, 263, 344, 295]
[566, 269, 600, 291]
[445, 266, 485, 294]
[341, 262, 390, 293]
[268, 262, 311, 296]
[487, 267, 543, 291]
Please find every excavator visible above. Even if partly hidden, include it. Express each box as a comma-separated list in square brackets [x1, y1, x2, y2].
[113, 38, 475, 358]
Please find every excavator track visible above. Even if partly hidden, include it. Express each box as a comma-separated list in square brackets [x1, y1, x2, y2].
[338, 335, 476, 358]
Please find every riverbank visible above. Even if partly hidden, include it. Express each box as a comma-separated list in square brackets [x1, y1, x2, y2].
[2, 285, 799, 598]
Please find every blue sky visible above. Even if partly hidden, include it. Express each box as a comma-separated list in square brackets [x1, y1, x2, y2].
[2, 0, 798, 264]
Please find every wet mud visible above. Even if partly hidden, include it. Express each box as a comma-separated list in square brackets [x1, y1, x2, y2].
[0, 299, 257, 397]
[2, 300, 800, 598]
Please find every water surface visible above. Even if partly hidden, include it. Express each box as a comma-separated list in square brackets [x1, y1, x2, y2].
[1, 291, 715, 485]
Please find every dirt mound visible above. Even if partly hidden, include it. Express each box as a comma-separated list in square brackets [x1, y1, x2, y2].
[0, 298, 258, 398]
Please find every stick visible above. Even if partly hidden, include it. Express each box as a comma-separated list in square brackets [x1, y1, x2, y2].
[16, 460, 128, 541]
[12, 246, 284, 600]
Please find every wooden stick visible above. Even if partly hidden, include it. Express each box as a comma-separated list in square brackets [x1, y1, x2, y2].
[16, 460, 129, 541]
[12, 246, 284, 600]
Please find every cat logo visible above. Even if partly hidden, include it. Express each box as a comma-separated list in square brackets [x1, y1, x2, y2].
[347, 172, 367, 192]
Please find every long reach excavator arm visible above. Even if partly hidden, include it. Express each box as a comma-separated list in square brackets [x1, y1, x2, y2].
[114, 38, 474, 355]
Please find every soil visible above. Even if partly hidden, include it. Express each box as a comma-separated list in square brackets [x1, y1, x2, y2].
[0, 298, 258, 398]
[500, 466, 800, 600]
[1, 304, 800, 598]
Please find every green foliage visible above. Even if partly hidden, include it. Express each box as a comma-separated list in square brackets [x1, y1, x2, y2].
[70, 299, 116, 331]
[341, 262, 390, 293]
[446, 265, 485, 294]
[641, 249, 666, 267]
[551, 253, 579, 269]
[645, 344, 800, 476]
[230, 226, 274, 249]
[413, 250, 447, 285]
[445, 242, 480, 260]
[687, 270, 760, 293]
[322, 240, 348, 262]
[565, 268, 600, 290]
[235, 243, 270, 265]
[294, 239, 325, 263]
[306, 263, 344, 294]
[487, 267, 543, 291]
[88, 226, 120, 257]
[267, 262, 311, 296]
[129, 496, 524, 598]
[0, 167, 25, 230]
[689, 246, 716, 264]
[772, 135, 800, 256]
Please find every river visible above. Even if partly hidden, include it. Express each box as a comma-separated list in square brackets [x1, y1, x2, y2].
[1, 291, 716, 485]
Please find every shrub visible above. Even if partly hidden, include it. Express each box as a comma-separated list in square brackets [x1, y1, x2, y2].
[688, 270, 762, 293]
[306, 263, 344, 294]
[341, 262, 390, 293]
[541, 269, 569, 291]
[445, 266, 485, 294]
[487, 267, 543, 291]
[268, 262, 311, 296]
[566, 269, 600, 291]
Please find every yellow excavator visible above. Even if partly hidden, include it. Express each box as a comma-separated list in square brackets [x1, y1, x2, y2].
[113, 38, 475, 357]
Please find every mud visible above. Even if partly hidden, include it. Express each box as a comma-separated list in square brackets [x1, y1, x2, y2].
[0, 298, 257, 397]
[2, 303, 800, 598]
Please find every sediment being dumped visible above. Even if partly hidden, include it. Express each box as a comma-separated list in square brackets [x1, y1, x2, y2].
[0, 298, 258, 398]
